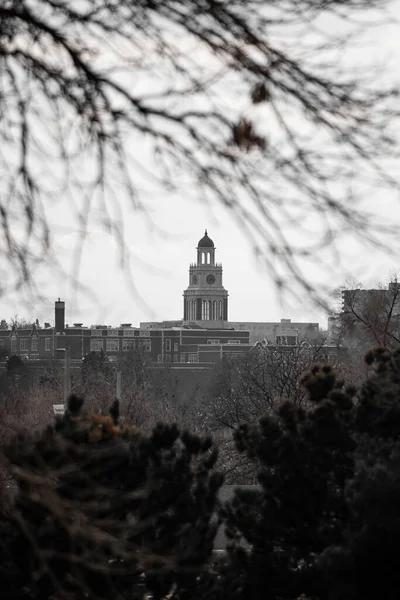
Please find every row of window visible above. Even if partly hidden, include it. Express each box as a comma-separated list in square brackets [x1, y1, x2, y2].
[164, 340, 179, 352]
[90, 329, 149, 337]
[206, 339, 241, 345]
[90, 339, 151, 352]
[186, 300, 224, 321]
[157, 354, 199, 363]
[163, 339, 242, 351]
[1, 337, 151, 355]
[1, 336, 243, 357]
[3, 337, 51, 353]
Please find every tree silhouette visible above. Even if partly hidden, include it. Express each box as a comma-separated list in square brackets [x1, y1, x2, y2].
[218, 349, 400, 600]
[0, 395, 223, 599]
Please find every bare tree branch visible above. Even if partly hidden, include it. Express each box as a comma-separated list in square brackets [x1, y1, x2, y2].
[1, 0, 400, 302]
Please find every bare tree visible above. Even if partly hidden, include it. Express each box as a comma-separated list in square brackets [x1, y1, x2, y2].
[1, 1, 400, 302]
[9, 316, 37, 329]
[334, 274, 400, 350]
[203, 341, 329, 432]
[201, 340, 331, 483]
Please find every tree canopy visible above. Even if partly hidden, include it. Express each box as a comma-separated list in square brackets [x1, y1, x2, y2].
[218, 349, 400, 600]
[0, 395, 222, 599]
[2, 350, 400, 598]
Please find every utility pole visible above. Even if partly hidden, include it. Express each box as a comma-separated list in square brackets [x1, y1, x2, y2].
[116, 370, 122, 401]
[64, 346, 71, 403]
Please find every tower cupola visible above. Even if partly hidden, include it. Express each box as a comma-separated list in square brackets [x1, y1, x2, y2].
[197, 229, 215, 265]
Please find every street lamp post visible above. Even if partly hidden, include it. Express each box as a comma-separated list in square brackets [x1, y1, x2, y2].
[55, 346, 71, 405]
[64, 346, 71, 402]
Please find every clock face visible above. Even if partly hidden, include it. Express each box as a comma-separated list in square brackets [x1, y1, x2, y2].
[193, 275, 198, 284]
[206, 274, 215, 284]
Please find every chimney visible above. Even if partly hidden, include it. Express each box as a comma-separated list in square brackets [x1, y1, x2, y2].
[55, 298, 65, 332]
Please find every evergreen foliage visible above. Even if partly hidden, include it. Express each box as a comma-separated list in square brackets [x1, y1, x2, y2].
[0, 395, 223, 599]
[218, 350, 400, 600]
[2, 349, 400, 599]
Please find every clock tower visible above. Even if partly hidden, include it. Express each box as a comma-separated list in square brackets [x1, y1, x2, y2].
[183, 230, 228, 323]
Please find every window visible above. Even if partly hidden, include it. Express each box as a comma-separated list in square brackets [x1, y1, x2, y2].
[165, 354, 171, 362]
[157, 354, 162, 362]
[180, 353, 186, 362]
[201, 301, 210, 320]
[90, 329, 103, 336]
[30, 354, 39, 361]
[122, 339, 135, 352]
[173, 354, 179, 363]
[31, 337, 38, 351]
[207, 339, 220, 345]
[45, 337, 51, 351]
[188, 353, 198, 363]
[90, 339, 103, 352]
[0, 339, 4, 348]
[276, 336, 296, 346]
[227, 340, 241, 344]
[165, 339, 171, 352]
[106, 339, 119, 352]
[188, 300, 196, 320]
[173, 342, 179, 352]
[107, 329, 119, 336]
[20, 338, 29, 351]
[138, 339, 151, 352]
[123, 329, 135, 337]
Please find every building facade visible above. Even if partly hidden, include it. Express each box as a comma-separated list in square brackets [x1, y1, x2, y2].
[0, 231, 321, 369]
[0, 300, 251, 367]
[229, 319, 320, 345]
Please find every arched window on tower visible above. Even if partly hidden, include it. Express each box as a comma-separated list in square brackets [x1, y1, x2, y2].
[218, 301, 222, 320]
[213, 301, 217, 320]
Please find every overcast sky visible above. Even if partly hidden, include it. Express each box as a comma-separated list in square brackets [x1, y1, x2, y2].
[2, 3, 400, 330]
[3, 191, 400, 331]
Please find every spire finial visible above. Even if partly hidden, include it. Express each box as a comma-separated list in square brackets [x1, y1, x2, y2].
[205, 228, 208, 236]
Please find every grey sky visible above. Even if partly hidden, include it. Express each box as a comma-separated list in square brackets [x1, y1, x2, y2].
[1, 2, 400, 329]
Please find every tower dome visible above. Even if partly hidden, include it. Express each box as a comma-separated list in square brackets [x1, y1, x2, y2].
[198, 229, 214, 248]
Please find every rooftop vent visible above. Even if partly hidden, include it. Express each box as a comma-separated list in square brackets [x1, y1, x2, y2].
[73, 323, 83, 327]
[121, 323, 132, 328]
